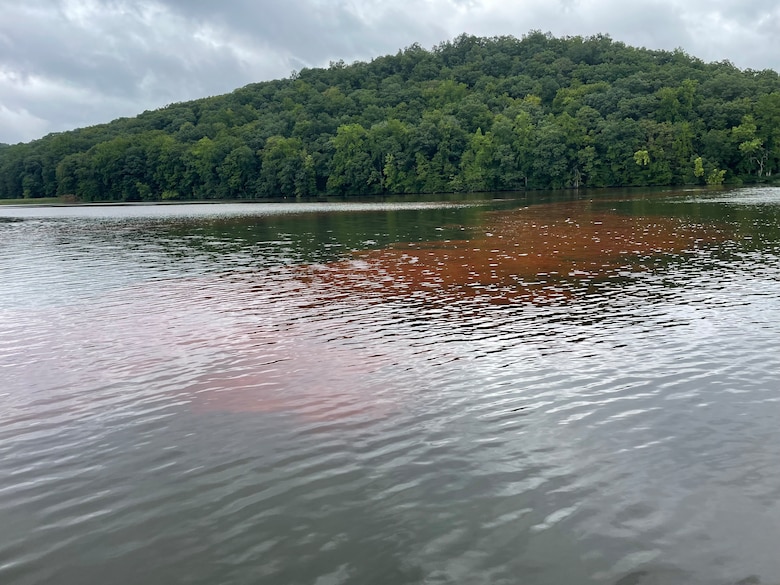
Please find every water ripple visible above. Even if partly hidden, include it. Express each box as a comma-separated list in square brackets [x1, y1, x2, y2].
[3, 194, 780, 584]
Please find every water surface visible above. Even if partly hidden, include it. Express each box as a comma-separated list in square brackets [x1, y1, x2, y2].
[2, 188, 780, 585]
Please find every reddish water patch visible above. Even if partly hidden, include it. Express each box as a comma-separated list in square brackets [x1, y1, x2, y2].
[0, 279, 396, 423]
[182, 333, 395, 421]
[301, 200, 725, 304]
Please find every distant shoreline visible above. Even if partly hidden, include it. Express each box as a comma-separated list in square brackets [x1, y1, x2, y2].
[0, 197, 64, 206]
[0, 184, 743, 208]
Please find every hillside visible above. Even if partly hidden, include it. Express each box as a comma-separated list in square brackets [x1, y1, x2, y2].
[2, 31, 780, 201]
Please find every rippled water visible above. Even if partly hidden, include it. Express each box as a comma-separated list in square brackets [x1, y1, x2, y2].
[2, 188, 780, 585]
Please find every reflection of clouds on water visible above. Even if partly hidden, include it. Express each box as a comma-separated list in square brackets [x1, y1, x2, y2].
[0, 201, 476, 221]
[681, 186, 780, 206]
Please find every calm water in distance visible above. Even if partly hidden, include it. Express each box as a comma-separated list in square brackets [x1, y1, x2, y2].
[2, 188, 780, 585]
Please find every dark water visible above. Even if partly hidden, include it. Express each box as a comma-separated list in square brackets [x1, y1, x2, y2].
[1, 188, 780, 585]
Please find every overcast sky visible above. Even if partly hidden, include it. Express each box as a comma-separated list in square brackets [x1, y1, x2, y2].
[1, 0, 779, 144]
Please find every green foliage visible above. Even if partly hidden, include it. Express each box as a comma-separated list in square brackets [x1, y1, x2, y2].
[706, 168, 727, 185]
[634, 150, 650, 166]
[694, 156, 705, 178]
[2, 31, 780, 200]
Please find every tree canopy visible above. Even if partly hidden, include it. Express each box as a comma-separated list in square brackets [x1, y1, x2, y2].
[2, 31, 780, 201]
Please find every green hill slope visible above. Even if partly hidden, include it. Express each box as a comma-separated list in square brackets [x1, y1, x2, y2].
[2, 31, 780, 201]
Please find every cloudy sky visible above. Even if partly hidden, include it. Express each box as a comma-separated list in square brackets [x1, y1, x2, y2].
[1, 0, 779, 144]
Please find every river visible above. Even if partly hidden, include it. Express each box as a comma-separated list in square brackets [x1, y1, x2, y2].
[1, 187, 780, 585]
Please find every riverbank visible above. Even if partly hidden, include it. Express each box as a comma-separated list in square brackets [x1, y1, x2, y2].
[0, 197, 68, 206]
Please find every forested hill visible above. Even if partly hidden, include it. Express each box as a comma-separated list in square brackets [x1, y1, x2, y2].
[3, 31, 780, 201]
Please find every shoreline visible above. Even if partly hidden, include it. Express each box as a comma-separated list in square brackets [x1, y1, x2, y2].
[0, 184, 739, 208]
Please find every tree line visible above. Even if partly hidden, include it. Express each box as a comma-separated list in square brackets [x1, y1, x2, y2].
[2, 31, 780, 201]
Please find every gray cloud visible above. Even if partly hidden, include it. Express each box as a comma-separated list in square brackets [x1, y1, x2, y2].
[1, 0, 779, 144]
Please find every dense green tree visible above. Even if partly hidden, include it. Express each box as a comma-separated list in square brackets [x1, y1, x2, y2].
[327, 124, 374, 194]
[259, 136, 313, 197]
